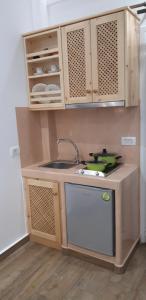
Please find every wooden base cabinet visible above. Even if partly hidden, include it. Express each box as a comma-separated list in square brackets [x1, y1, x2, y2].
[24, 178, 61, 249]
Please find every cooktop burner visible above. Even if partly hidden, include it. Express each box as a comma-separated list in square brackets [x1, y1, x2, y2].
[76, 163, 122, 177]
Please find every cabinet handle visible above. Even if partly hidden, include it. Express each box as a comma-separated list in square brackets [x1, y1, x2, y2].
[93, 89, 98, 94]
[53, 192, 58, 196]
[86, 89, 92, 94]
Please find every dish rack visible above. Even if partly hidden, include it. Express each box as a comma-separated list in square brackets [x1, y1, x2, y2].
[24, 28, 65, 110]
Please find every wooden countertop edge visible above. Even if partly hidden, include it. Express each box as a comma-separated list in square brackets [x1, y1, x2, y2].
[21, 163, 138, 190]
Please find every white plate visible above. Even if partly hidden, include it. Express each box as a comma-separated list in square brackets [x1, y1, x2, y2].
[32, 83, 47, 93]
[33, 72, 44, 76]
[46, 84, 60, 91]
[48, 70, 58, 74]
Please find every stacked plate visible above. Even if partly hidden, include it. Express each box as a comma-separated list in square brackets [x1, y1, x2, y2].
[32, 83, 60, 93]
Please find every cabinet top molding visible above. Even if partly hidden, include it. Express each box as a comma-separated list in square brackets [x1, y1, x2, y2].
[23, 6, 139, 38]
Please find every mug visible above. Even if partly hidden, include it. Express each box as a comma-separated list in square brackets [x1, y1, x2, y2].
[35, 67, 43, 74]
[49, 64, 59, 72]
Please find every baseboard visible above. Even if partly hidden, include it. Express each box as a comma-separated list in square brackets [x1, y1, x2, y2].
[62, 248, 114, 271]
[30, 234, 61, 250]
[0, 235, 29, 261]
[114, 239, 140, 274]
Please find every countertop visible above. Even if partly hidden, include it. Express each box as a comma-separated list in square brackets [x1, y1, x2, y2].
[22, 162, 138, 190]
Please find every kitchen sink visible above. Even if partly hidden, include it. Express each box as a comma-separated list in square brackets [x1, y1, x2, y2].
[40, 161, 77, 169]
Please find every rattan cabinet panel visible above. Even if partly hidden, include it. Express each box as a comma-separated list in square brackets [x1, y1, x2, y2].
[91, 12, 125, 102]
[62, 21, 92, 104]
[25, 179, 61, 248]
[96, 20, 119, 95]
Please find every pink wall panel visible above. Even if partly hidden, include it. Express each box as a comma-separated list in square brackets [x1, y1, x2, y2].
[54, 107, 140, 164]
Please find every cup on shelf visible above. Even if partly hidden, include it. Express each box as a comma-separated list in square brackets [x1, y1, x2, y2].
[35, 67, 44, 75]
[48, 64, 59, 73]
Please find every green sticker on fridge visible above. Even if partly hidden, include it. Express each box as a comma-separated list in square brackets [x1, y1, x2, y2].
[102, 192, 111, 201]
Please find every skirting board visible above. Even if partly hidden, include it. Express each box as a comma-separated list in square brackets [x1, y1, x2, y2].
[0, 235, 29, 261]
[62, 248, 114, 271]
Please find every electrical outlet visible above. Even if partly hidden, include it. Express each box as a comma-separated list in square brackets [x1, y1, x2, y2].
[121, 137, 136, 146]
[9, 145, 20, 157]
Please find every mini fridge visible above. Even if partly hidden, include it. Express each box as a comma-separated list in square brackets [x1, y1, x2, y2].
[65, 183, 115, 256]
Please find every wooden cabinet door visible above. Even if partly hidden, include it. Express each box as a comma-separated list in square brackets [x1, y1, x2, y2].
[91, 12, 125, 102]
[25, 178, 61, 248]
[62, 21, 92, 104]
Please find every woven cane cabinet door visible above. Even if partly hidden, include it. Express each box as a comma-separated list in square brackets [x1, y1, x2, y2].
[26, 178, 61, 248]
[91, 12, 125, 102]
[62, 21, 92, 104]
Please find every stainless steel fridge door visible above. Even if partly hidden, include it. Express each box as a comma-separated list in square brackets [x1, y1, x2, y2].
[65, 183, 115, 256]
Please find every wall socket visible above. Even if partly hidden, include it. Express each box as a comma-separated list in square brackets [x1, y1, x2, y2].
[121, 137, 136, 146]
[9, 145, 20, 158]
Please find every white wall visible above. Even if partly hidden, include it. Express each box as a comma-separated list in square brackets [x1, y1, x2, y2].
[31, 0, 146, 242]
[140, 23, 146, 242]
[31, 0, 48, 29]
[31, 0, 143, 28]
[0, 0, 33, 254]
[47, 0, 143, 26]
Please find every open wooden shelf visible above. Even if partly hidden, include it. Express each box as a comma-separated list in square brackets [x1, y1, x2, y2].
[27, 48, 59, 59]
[30, 90, 61, 96]
[30, 97, 62, 103]
[28, 72, 60, 79]
[24, 27, 64, 110]
[29, 102, 65, 110]
[30, 88, 62, 107]
[27, 54, 59, 63]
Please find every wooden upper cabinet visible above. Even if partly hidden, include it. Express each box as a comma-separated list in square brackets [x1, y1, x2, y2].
[23, 8, 139, 109]
[125, 11, 140, 107]
[62, 21, 92, 104]
[91, 12, 125, 102]
[61, 10, 139, 107]
[24, 28, 65, 110]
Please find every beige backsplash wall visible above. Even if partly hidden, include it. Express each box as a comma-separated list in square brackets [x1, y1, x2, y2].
[54, 107, 140, 164]
[16, 107, 140, 167]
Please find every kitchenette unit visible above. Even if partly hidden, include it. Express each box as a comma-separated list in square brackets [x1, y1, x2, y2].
[16, 6, 140, 272]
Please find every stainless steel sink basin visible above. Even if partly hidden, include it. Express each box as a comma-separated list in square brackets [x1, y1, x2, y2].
[40, 161, 77, 169]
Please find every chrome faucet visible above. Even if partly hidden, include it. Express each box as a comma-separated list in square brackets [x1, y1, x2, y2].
[57, 138, 80, 164]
